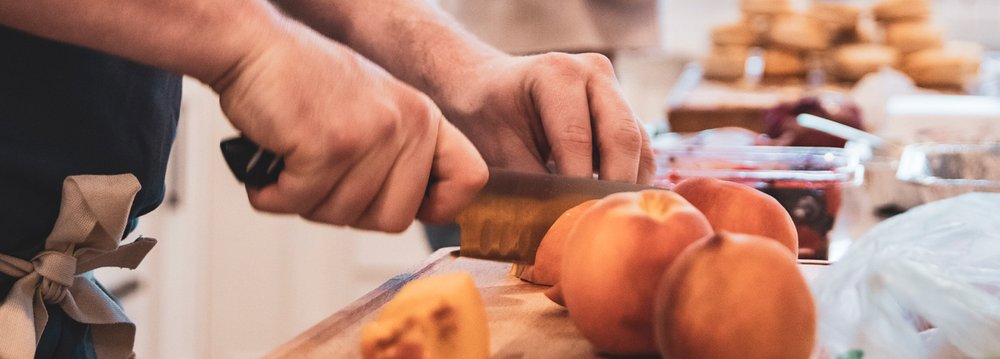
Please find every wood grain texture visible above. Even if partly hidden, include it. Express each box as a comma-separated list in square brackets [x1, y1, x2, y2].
[265, 247, 603, 358]
[267, 247, 829, 358]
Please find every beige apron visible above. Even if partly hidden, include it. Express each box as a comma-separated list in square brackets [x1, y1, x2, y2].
[0, 174, 156, 359]
[438, 0, 660, 54]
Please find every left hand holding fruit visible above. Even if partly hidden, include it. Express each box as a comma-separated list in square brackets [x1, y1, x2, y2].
[434, 53, 656, 184]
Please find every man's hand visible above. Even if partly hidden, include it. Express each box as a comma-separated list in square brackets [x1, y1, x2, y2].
[436, 52, 656, 184]
[0, 0, 489, 232]
[213, 27, 487, 231]
[274, 1, 655, 184]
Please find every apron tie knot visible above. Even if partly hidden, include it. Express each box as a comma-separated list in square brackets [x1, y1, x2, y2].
[0, 175, 157, 359]
[31, 251, 77, 304]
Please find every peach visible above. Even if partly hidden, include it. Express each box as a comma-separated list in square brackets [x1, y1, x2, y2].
[519, 199, 598, 287]
[655, 232, 816, 359]
[543, 282, 566, 306]
[561, 190, 713, 355]
[673, 177, 798, 257]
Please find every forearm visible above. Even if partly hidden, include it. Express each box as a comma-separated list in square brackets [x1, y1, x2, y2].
[273, 1, 653, 185]
[0, 0, 287, 85]
[274, 0, 506, 102]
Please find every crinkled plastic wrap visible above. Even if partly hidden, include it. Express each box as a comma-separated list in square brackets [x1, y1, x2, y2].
[813, 193, 1000, 359]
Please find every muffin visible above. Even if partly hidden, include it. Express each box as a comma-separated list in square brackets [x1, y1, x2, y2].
[741, 0, 792, 15]
[711, 21, 761, 47]
[763, 48, 807, 77]
[768, 15, 830, 51]
[829, 23, 874, 45]
[873, 0, 931, 22]
[832, 44, 900, 81]
[809, 2, 861, 33]
[703, 46, 750, 81]
[903, 43, 983, 89]
[885, 21, 944, 54]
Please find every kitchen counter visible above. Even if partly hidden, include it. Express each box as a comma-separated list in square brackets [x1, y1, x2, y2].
[267, 247, 828, 358]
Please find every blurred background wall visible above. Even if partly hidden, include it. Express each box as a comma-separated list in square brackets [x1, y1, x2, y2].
[91, 0, 998, 357]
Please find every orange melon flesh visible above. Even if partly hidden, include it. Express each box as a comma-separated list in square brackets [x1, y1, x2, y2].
[361, 273, 490, 359]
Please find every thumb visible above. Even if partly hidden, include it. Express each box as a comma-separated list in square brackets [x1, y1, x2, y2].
[417, 119, 488, 224]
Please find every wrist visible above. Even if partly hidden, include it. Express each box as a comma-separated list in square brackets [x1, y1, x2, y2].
[208, 17, 353, 95]
[311, 1, 509, 110]
[426, 52, 514, 117]
[200, 3, 301, 91]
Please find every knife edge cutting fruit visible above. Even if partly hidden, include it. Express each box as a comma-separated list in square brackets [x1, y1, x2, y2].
[222, 137, 818, 358]
[221, 136, 660, 263]
[351, 183, 816, 358]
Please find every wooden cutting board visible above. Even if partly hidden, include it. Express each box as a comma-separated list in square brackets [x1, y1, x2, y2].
[266, 247, 828, 358]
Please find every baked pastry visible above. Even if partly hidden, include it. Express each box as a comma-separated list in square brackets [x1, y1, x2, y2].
[809, 2, 861, 33]
[832, 44, 900, 81]
[740, 0, 792, 15]
[711, 21, 760, 47]
[703, 46, 749, 81]
[873, 0, 931, 22]
[768, 15, 830, 51]
[828, 26, 869, 46]
[885, 21, 943, 54]
[742, 13, 779, 41]
[903, 43, 982, 89]
[763, 48, 807, 77]
[666, 83, 796, 133]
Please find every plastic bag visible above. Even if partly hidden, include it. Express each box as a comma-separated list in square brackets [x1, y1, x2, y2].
[813, 193, 1000, 359]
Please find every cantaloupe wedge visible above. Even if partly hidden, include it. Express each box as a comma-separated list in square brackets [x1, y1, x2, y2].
[361, 273, 489, 359]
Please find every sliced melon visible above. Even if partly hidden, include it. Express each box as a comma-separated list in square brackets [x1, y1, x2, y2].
[361, 273, 489, 359]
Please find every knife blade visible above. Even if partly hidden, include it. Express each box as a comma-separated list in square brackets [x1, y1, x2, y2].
[220, 136, 662, 264]
[456, 168, 659, 263]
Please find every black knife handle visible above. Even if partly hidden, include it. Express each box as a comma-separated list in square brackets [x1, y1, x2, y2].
[220, 136, 284, 187]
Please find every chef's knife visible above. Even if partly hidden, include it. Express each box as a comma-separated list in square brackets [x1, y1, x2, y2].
[220, 136, 660, 264]
[453, 168, 658, 263]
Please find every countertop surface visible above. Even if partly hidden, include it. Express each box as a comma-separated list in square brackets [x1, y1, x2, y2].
[266, 247, 828, 358]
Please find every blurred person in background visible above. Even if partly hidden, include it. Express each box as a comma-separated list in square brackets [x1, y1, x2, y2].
[0, 0, 652, 357]
[425, 0, 662, 249]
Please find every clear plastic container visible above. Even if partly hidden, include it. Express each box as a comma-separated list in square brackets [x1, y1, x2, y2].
[654, 145, 862, 260]
[896, 142, 1000, 203]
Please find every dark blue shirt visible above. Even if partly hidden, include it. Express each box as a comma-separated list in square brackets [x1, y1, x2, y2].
[0, 26, 181, 357]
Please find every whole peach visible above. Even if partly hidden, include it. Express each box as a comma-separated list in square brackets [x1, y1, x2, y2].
[655, 232, 816, 359]
[522, 199, 599, 287]
[561, 190, 712, 355]
[673, 177, 798, 257]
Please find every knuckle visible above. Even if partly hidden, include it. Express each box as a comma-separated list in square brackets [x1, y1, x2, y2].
[246, 195, 274, 213]
[375, 112, 401, 140]
[373, 101, 403, 139]
[413, 95, 439, 134]
[471, 161, 489, 188]
[399, 90, 437, 136]
[462, 159, 489, 192]
[382, 219, 411, 233]
[562, 124, 593, 143]
[303, 206, 352, 227]
[640, 147, 656, 169]
[356, 215, 411, 233]
[612, 119, 643, 151]
[419, 206, 450, 226]
[247, 188, 304, 215]
[558, 124, 594, 156]
[301, 120, 357, 160]
[292, 97, 316, 121]
[540, 53, 584, 78]
[582, 52, 614, 73]
[324, 129, 363, 160]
